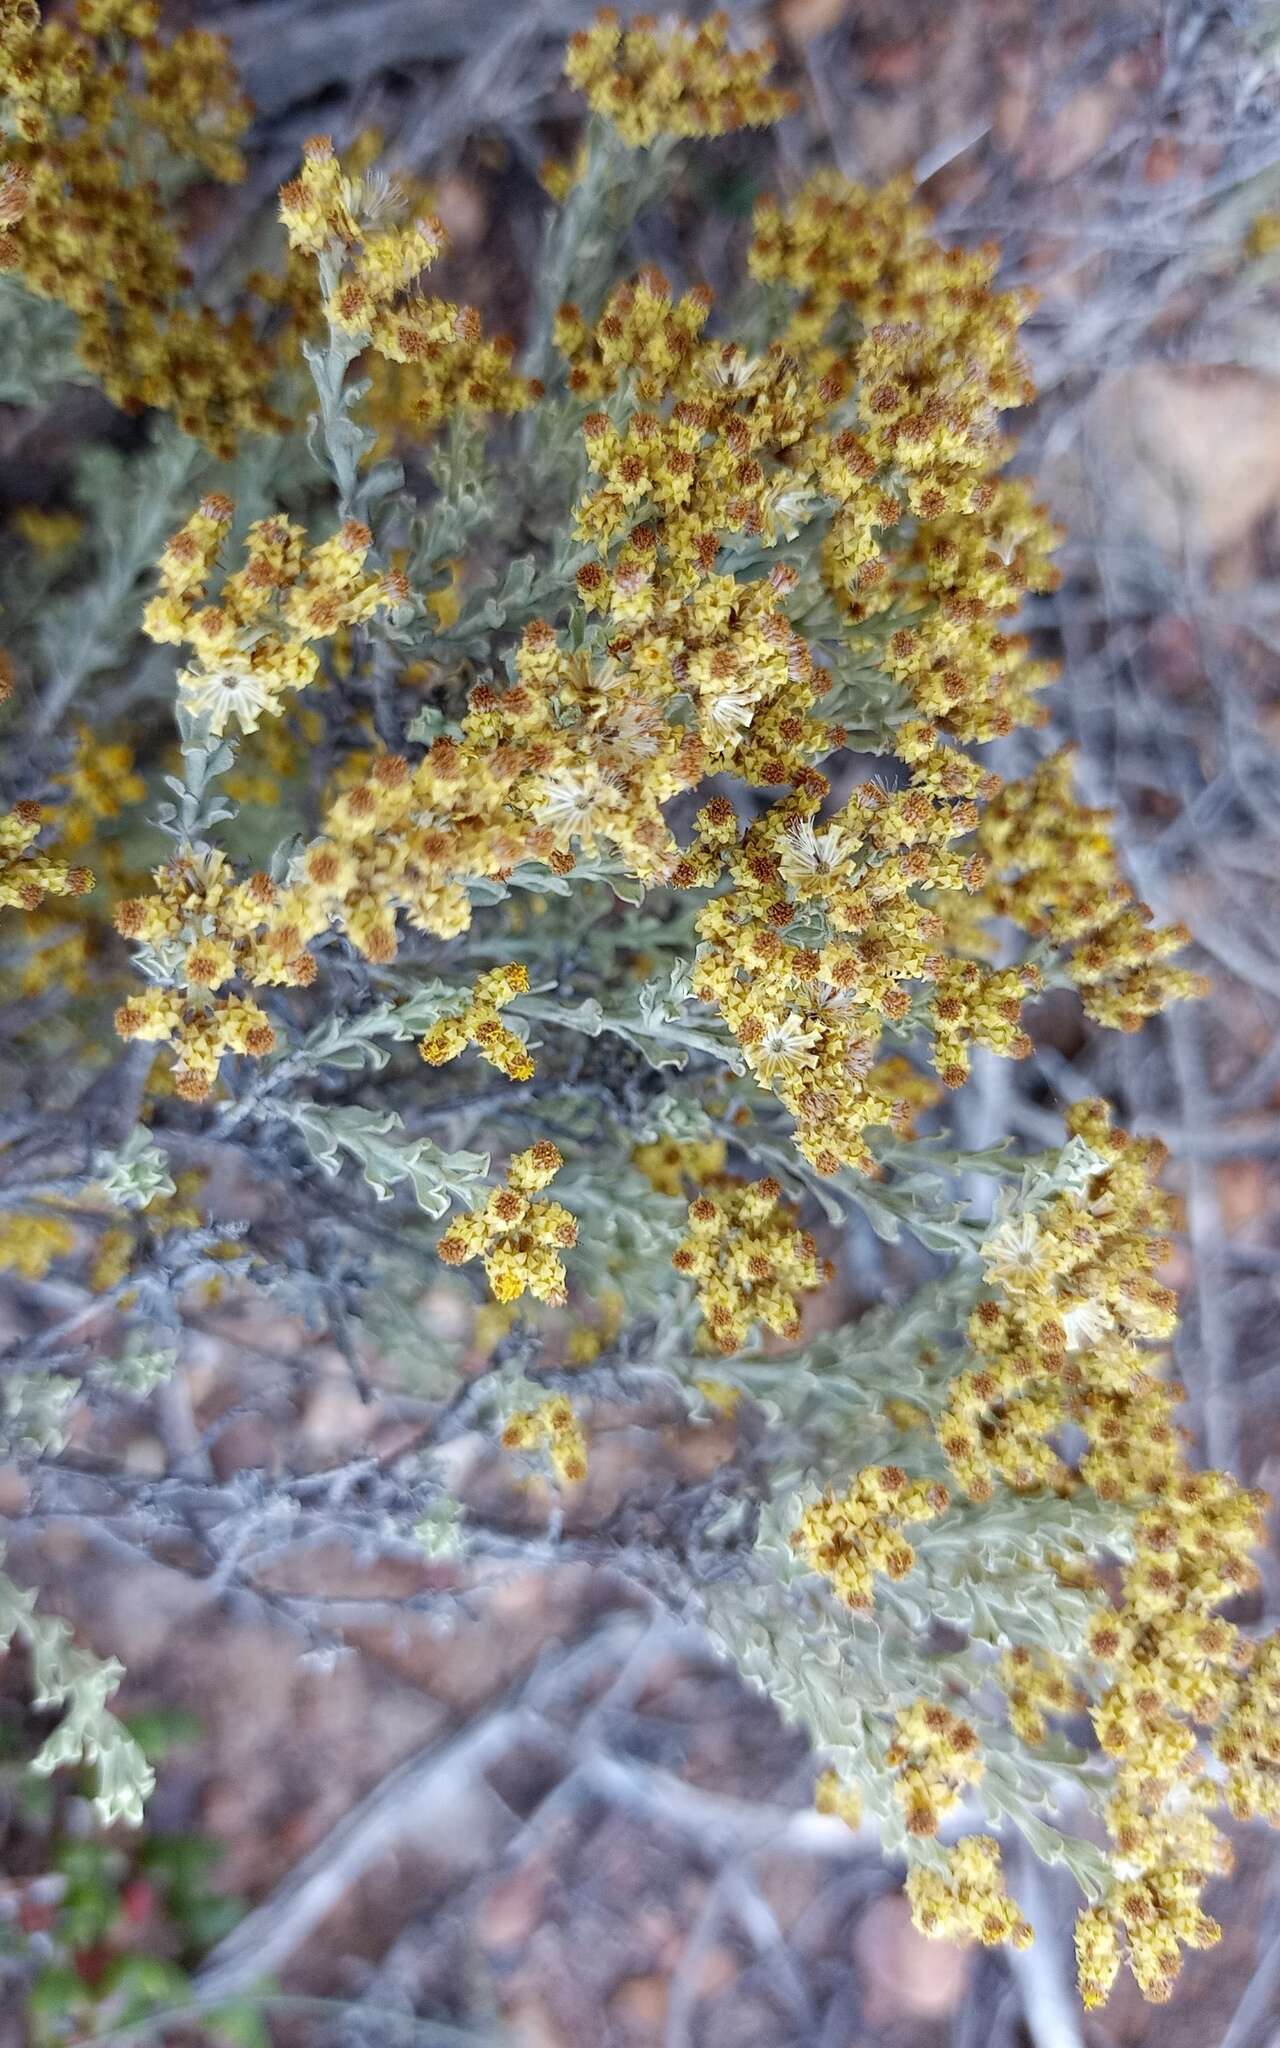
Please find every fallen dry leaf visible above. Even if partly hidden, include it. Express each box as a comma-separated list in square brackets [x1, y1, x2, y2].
[1053, 366, 1280, 567]
[853, 1892, 971, 2020]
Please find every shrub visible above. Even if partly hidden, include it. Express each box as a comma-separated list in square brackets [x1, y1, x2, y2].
[0, 3, 1271, 2014]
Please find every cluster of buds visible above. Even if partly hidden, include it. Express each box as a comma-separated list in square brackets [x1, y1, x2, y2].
[906, 1837, 1034, 1951]
[886, 1700, 985, 1838]
[790, 1465, 948, 1612]
[977, 752, 1208, 1030]
[938, 1100, 1186, 1503]
[419, 965, 534, 1082]
[502, 1394, 588, 1487]
[142, 495, 401, 737]
[279, 136, 530, 430]
[436, 1143, 577, 1305]
[0, 802, 92, 912]
[1215, 1633, 1280, 1824]
[0, 0, 278, 451]
[112, 846, 318, 1099]
[998, 1647, 1082, 1747]
[630, 1134, 726, 1196]
[671, 1175, 827, 1353]
[564, 10, 795, 147]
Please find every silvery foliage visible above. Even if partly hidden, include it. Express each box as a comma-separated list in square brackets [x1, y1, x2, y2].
[0, 1548, 154, 1827]
[93, 1125, 176, 1211]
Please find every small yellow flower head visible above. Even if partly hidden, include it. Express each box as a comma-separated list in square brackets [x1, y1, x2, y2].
[278, 135, 363, 254]
[437, 1142, 576, 1305]
[540, 142, 588, 204]
[692, 1376, 742, 1418]
[1246, 211, 1280, 259]
[9, 501, 80, 557]
[566, 1287, 625, 1367]
[907, 1837, 1033, 1952]
[565, 10, 795, 147]
[672, 1174, 827, 1352]
[90, 1223, 134, 1294]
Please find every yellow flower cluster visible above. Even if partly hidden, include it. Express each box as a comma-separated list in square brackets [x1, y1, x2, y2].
[938, 1100, 1186, 1503]
[630, 1133, 726, 1196]
[977, 752, 1208, 1031]
[565, 1285, 625, 1366]
[1079, 1470, 1265, 2004]
[419, 964, 534, 1081]
[0, 658, 84, 919]
[542, 225, 1077, 1164]
[814, 1768, 862, 1831]
[790, 1465, 948, 1612]
[502, 1393, 588, 1486]
[142, 495, 398, 737]
[112, 847, 315, 1098]
[890, 1091, 1272, 2004]
[792, 1096, 1271, 1999]
[279, 136, 530, 431]
[671, 1174, 827, 1353]
[1, 800, 93, 912]
[1073, 1864, 1223, 2012]
[0, 1208, 74, 1277]
[284, 614, 705, 968]
[906, 1837, 1034, 1950]
[3, 721, 150, 1002]
[564, 10, 795, 147]
[688, 771, 1033, 1141]
[885, 1700, 985, 1838]
[119, 151, 1200, 1144]
[48, 727, 146, 849]
[1215, 1632, 1280, 1825]
[436, 1142, 577, 1305]
[0, 0, 280, 453]
[751, 174, 1046, 532]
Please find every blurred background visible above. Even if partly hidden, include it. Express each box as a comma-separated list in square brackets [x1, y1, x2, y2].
[5, 1, 1280, 2043]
